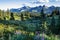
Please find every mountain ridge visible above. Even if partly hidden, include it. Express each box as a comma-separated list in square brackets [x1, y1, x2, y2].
[10, 5, 60, 14]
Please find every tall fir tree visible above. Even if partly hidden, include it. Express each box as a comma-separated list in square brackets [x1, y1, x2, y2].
[21, 13, 24, 21]
[51, 8, 60, 16]
[10, 13, 15, 20]
[56, 15, 60, 34]
[25, 11, 30, 20]
[40, 5, 47, 33]
[40, 7, 45, 20]
[6, 9, 10, 19]
[0, 9, 2, 19]
[50, 16, 56, 34]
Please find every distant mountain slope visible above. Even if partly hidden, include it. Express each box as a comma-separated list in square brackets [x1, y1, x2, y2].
[10, 5, 60, 14]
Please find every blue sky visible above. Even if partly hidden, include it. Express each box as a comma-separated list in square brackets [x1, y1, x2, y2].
[0, 0, 60, 10]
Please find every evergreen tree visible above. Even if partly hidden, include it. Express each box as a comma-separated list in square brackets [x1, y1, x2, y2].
[2, 10, 6, 20]
[51, 8, 60, 16]
[21, 13, 24, 21]
[50, 9, 60, 34]
[56, 15, 60, 34]
[49, 16, 56, 34]
[6, 9, 10, 20]
[25, 11, 30, 20]
[1, 10, 4, 20]
[40, 5, 47, 33]
[40, 7, 45, 20]
[10, 13, 15, 20]
[55, 7, 60, 15]
[0, 9, 1, 19]
[4, 17, 6, 20]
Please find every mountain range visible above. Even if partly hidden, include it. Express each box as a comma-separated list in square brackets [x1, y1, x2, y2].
[10, 5, 60, 14]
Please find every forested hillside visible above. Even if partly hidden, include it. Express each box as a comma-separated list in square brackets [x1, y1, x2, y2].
[0, 6, 60, 40]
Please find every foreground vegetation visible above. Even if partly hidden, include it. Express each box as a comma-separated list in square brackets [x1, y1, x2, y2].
[0, 7, 60, 40]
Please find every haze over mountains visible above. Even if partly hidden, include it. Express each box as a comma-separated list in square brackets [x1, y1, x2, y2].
[10, 5, 60, 14]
